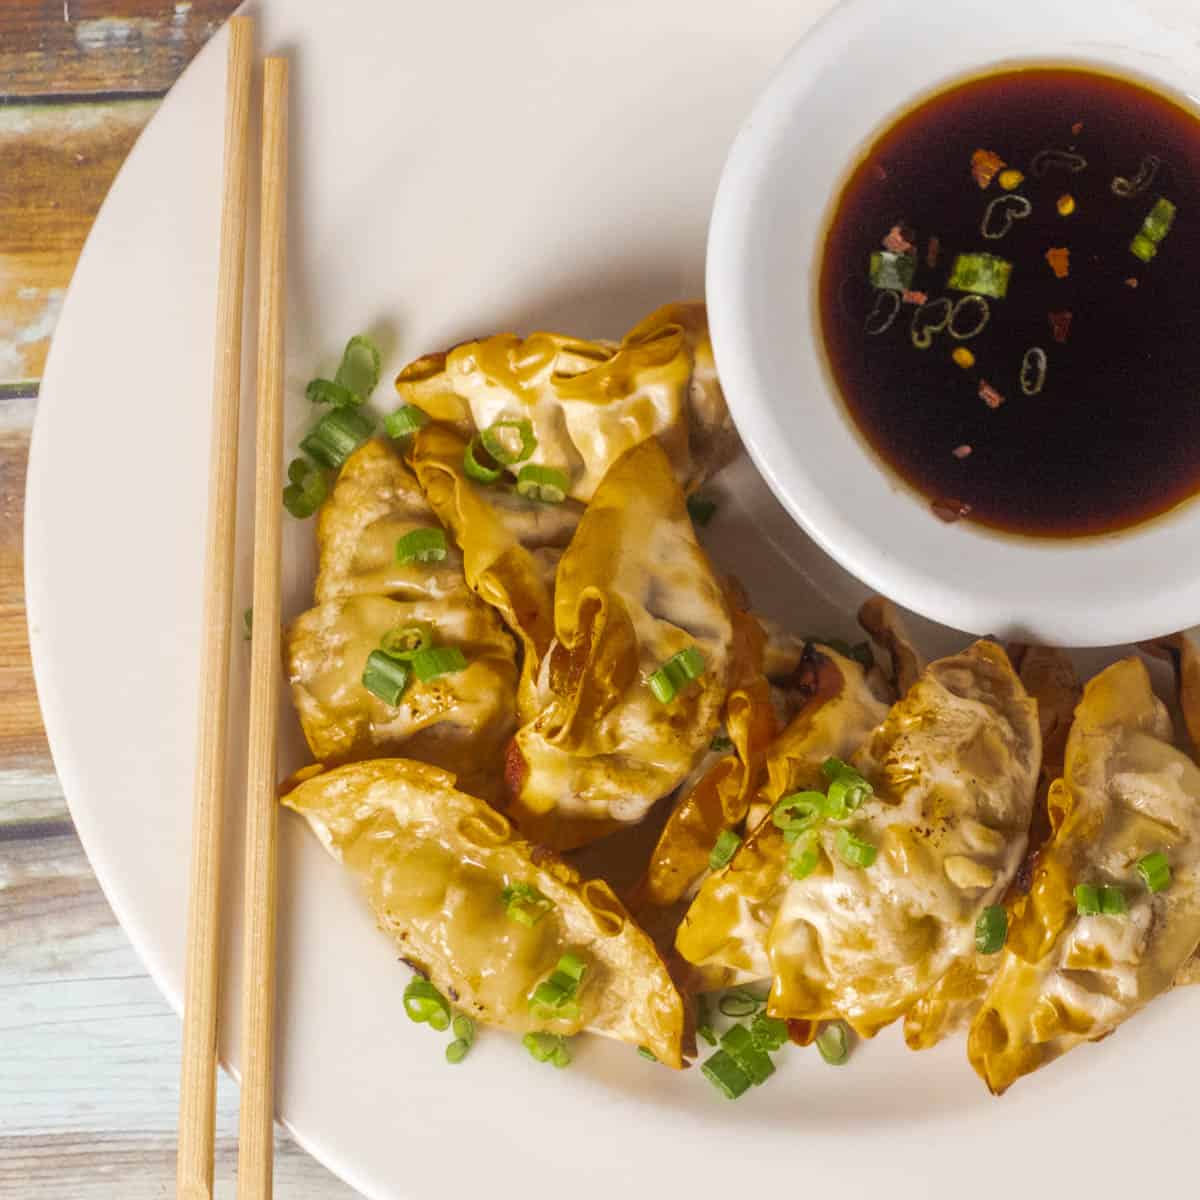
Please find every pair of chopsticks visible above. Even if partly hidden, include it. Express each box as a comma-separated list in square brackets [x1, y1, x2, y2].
[176, 16, 288, 1200]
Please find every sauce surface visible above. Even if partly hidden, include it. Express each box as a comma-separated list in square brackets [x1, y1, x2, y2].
[819, 67, 1200, 537]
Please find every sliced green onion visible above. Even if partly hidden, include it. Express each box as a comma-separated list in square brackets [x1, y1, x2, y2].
[480, 419, 537, 466]
[463, 435, 504, 484]
[452, 1014, 475, 1045]
[334, 334, 382, 399]
[1100, 885, 1128, 916]
[700, 1049, 752, 1099]
[787, 832, 821, 881]
[750, 1012, 789, 1052]
[648, 647, 707, 704]
[719, 1024, 775, 1085]
[242, 607, 253, 641]
[523, 1032, 570, 1067]
[975, 905, 1008, 954]
[282, 456, 328, 518]
[816, 1021, 850, 1066]
[948, 252, 1013, 299]
[305, 378, 361, 408]
[300, 407, 374, 470]
[718, 989, 764, 1019]
[516, 463, 569, 504]
[709, 829, 742, 872]
[403, 978, 450, 1027]
[834, 827, 877, 869]
[1075, 883, 1102, 916]
[554, 952, 588, 983]
[687, 494, 719, 527]
[1142, 197, 1177, 242]
[637, 1045, 658, 1062]
[395, 527, 448, 565]
[710, 733, 734, 753]
[410, 645, 468, 682]
[869, 250, 917, 292]
[821, 756, 853, 781]
[384, 404, 430, 440]
[1131, 233, 1158, 263]
[698, 1024, 718, 1047]
[502, 881, 554, 927]
[552, 1044, 571, 1068]
[445, 1038, 470, 1064]
[362, 650, 412, 706]
[697, 995, 718, 1047]
[772, 792, 824, 834]
[821, 760, 872, 817]
[379, 621, 435, 659]
[1137, 851, 1172, 894]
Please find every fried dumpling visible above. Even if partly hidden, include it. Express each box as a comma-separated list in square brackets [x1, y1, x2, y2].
[507, 439, 734, 850]
[968, 658, 1200, 1094]
[283, 759, 687, 1066]
[394, 302, 735, 503]
[674, 645, 889, 986]
[284, 441, 518, 800]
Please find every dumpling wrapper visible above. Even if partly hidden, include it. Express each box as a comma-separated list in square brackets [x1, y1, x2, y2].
[285, 441, 518, 800]
[968, 658, 1200, 1094]
[507, 439, 733, 850]
[282, 759, 687, 1067]
[675, 646, 888, 987]
[394, 302, 736, 504]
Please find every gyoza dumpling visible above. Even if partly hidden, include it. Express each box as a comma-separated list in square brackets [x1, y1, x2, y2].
[674, 645, 888, 987]
[968, 657, 1200, 1094]
[284, 441, 518, 801]
[394, 302, 735, 503]
[506, 439, 734, 850]
[283, 759, 687, 1065]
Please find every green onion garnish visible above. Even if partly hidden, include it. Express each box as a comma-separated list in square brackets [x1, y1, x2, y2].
[815, 1021, 850, 1066]
[445, 1039, 470, 1064]
[1131, 197, 1177, 262]
[529, 953, 589, 1020]
[637, 1046, 657, 1062]
[1100, 885, 1128, 916]
[480, 419, 537, 466]
[334, 334, 382, 400]
[719, 1024, 775, 1085]
[869, 250, 917, 292]
[403, 978, 451, 1029]
[700, 1049, 753, 1099]
[772, 792, 824, 834]
[379, 621, 435, 659]
[975, 905, 1008, 954]
[362, 650, 412, 706]
[523, 1032, 571, 1068]
[1075, 883, 1101, 916]
[1137, 852, 1172, 894]
[833, 827, 877, 869]
[395, 527, 448, 565]
[1131, 234, 1158, 263]
[698, 1024, 718, 1047]
[300, 407, 374, 471]
[821, 758, 873, 817]
[410, 645, 468, 682]
[516, 463, 570, 504]
[709, 829, 742, 872]
[463, 435, 504, 484]
[648, 646, 707, 704]
[749, 1012, 789, 1052]
[697, 995, 718, 1047]
[710, 733, 734, 753]
[305, 378, 360, 408]
[282, 456, 328, 519]
[501, 881, 554, 927]
[453, 1014, 475, 1045]
[948, 252, 1013, 299]
[786, 832, 821, 881]
[384, 404, 430, 440]
[687, 494, 719, 527]
[718, 989, 764, 1019]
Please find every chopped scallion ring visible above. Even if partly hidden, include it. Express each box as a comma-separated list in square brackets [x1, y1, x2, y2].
[384, 404, 430, 440]
[750, 1012, 789, 1052]
[948, 252, 1013, 299]
[1075, 883, 1102, 916]
[834, 827, 877, 869]
[403, 978, 451, 1027]
[395, 527, 448, 565]
[719, 1024, 775, 1085]
[453, 1015, 475, 1045]
[379, 621, 435, 659]
[701, 1049, 753, 1099]
[709, 829, 742, 872]
[975, 905, 1008, 954]
[687, 494, 719, 527]
[522, 1032, 571, 1067]
[816, 1021, 850, 1066]
[362, 651, 412, 706]
[516, 463, 569, 503]
[1137, 851, 1172, 894]
[772, 792, 824, 834]
[648, 646, 707, 704]
[334, 333, 382, 400]
[697, 1024, 718, 1047]
[821, 758, 873, 816]
[445, 1039, 470, 1064]
[480, 419, 537, 466]
[501, 881, 554, 926]
[305, 378, 361, 408]
[787, 832, 821, 881]
[1100, 885, 1128, 916]
[410, 645, 468, 682]
[282, 456, 328, 518]
[869, 249, 917, 292]
[463, 435, 504, 484]
[718, 989, 765, 1019]
[300, 407, 374, 470]
[637, 1046, 658, 1062]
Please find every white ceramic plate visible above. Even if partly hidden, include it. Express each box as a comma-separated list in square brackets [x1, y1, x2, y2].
[23, 1, 1200, 1198]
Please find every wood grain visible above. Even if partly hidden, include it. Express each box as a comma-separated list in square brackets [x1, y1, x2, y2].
[0, 0, 240, 99]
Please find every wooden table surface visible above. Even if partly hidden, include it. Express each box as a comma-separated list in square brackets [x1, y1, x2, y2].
[0, 5, 355, 1195]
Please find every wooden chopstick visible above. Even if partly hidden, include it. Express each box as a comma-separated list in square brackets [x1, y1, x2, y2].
[176, 15, 253, 1200]
[236, 55, 289, 1200]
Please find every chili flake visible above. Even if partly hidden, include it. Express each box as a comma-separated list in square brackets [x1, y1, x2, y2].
[1125, 277, 1140, 289]
[1045, 247, 1071, 279]
[952, 444, 973, 460]
[1071, 121, 1084, 135]
[971, 149, 1006, 189]
[926, 236, 941, 269]
[979, 380, 1005, 409]
[902, 289, 928, 306]
[932, 498, 973, 523]
[1048, 310, 1073, 344]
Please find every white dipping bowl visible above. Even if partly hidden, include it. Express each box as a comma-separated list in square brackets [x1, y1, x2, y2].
[707, 0, 1200, 646]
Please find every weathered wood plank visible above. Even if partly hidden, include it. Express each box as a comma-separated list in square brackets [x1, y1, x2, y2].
[0, 0, 239, 100]
[0, 101, 158, 385]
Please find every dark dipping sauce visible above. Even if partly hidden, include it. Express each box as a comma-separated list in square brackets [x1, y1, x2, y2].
[820, 66, 1200, 537]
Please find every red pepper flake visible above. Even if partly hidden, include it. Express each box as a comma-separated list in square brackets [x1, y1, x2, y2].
[1045, 246, 1071, 279]
[926, 237, 941, 269]
[971, 149, 1006, 189]
[932, 498, 973, 524]
[902, 289, 928, 306]
[979, 380, 1005, 409]
[1125, 277, 1139, 289]
[1071, 120, 1084, 136]
[872, 163, 888, 182]
[884, 224, 914, 254]
[952, 444, 973, 460]
[1048, 310, 1073, 344]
